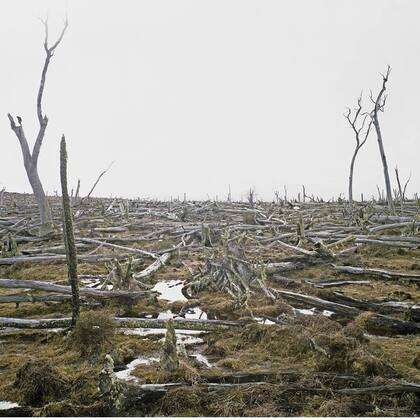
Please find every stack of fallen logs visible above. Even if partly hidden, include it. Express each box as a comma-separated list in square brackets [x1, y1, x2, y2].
[0, 193, 419, 337]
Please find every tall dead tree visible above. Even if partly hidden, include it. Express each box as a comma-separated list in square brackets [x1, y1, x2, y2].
[7, 18, 68, 235]
[370, 66, 394, 211]
[344, 94, 372, 204]
[60, 135, 80, 326]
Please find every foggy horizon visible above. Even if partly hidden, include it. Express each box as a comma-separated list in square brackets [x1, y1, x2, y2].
[1, 0, 419, 202]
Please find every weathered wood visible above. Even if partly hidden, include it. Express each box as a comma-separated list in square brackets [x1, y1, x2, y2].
[272, 288, 420, 335]
[60, 135, 80, 326]
[0, 253, 132, 265]
[79, 237, 159, 259]
[134, 252, 172, 279]
[334, 265, 420, 282]
[0, 293, 74, 304]
[0, 279, 156, 300]
[0, 316, 245, 331]
[369, 221, 420, 233]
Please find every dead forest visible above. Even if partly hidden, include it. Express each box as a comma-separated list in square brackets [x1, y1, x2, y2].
[0, 191, 419, 416]
[1, 14, 420, 419]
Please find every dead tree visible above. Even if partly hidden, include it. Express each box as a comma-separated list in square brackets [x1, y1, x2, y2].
[60, 135, 80, 326]
[0, 188, 5, 207]
[344, 94, 372, 203]
[370, 66, 394, 211]
[7, 17, 68, 235]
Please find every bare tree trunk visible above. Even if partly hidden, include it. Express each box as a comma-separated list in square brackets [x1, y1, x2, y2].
[348, 151, 357, 203]
[28, 166, 52, 233]
[60, 135, 80, 326]
[0, 188, 5, 207]
[371, 66, 394, 211]
[344, 94, 372, 204]
[395, 167, 404, 213]
[7, 18, 68, 235]
[373, 118, 393, 210]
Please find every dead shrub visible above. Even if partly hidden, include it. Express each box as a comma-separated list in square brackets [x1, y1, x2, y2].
[14, 360, 68, 406]
[70, 310, 115, 356]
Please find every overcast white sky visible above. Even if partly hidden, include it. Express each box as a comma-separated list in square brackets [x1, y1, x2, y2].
[1, 0, 419, 201]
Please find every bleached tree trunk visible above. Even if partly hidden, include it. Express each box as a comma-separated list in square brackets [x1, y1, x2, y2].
[348, 152, 357, 203]
[7, 18, 68, 235]
[344, 94, 372, 204]
[371, 66, 394, 211]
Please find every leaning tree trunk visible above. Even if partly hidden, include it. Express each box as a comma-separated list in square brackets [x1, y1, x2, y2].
[373, 119, 394, 211]
[372, 66, 394, 212]
[60, 135, 80, 326]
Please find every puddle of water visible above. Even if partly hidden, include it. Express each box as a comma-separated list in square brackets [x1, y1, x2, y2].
[191, 353, 213, 368]
[175, 333, 204, 345]
[185, 307, 208, 320]
[115, 355, 159, 382]
[294, 307, 316, 316]
[0, 401, 19, 410]
[293, 307, 334, 317]
[254, 317, 275, 325]
[156, 305, 208, 321]
[152, 280, 187, 302]
[158, 310, 175, 320]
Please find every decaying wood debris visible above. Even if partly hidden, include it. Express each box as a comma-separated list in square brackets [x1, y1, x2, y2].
[0, 192, 419, 416]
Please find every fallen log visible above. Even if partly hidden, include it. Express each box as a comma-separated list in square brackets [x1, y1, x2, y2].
[20, 243, 92, 256]
[335, 382, 420, 396]
[0, 279, 156, 300]
[134, 252, 172, 279]
[124, 381, 420, 399]
[0, 253, 132, 265]
[114, 316, 245, 331]
[78, 237, 159, 259]
[0, 316, 245, 331]
[319, 291, 418, 319]
[334, 265, 420, 282]
[0, 294, 74, 304]
[272, 289, 420, 335]
[369, 221, 420, 233]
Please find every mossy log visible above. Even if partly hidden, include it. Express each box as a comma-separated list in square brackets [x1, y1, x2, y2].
[274, 289, 420, 335]
[60, 136, 80, 325]
[122, 381, 420, 404]
[0, 293, 75, 304]
[0, 316, 245, 331]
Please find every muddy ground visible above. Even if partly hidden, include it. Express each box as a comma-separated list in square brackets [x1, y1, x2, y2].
[0, 192, 419, 416]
